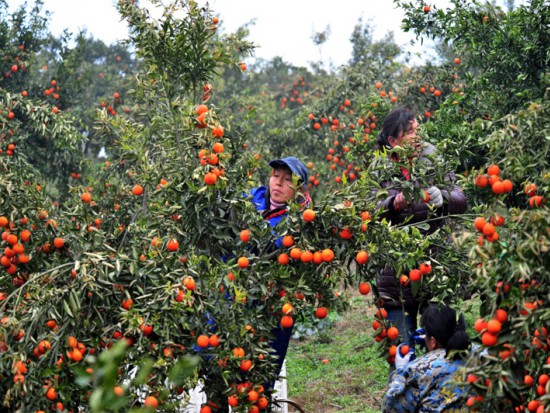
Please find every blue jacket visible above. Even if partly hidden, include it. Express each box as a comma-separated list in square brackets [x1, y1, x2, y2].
[249, 186, 288, 249]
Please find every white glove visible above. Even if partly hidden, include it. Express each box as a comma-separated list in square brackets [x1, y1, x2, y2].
[395, 343, 415, 371]
[426, 186, 443, 208]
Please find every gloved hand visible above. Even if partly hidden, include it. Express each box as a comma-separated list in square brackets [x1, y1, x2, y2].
[426, 186, 443, 208]
[395, 343, 415, 371]
[411, 328, 426, 348]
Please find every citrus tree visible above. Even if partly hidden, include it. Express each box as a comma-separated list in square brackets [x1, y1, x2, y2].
[0, 0, 87, 195]
[452, 88, 549, 412]
[393, 1, 550, 411]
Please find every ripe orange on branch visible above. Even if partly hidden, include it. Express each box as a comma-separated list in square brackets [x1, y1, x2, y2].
[321, 248, 334, 262]
[474, 217, 487, 232]
[419, 262, 432, 275]
[482, 223, 496, 237]
[196, 335, 210, 348]
[228, 395, 239, 407]
[281, 235, 294, 247]
[529, 195, 545, 208]
[209, 334, 220, 347]
[355, 250, 369, 265]
[491, 181, 504, 194]
[409, 269, 422, 282]
[45, 387, 57, 401]
[387, 326, 399, 341]
[237, 256, 249, 268]
[487, 164, 500, 176]
[196, 104, 208, 115]
[315, 307, 328, 319]
[481, 332, 497, 347]
[240, 359, 252, 371]
[183, 276, 196, 291]
[524, 183, 537, 196]
[358, 282, 371, 295]
[212, 125, 224, 138]
[302, 209, 315, 222]
[144, 396, 159, 408]
[204, 172, 217, 185]
[232, 347, 245, 358]
[300, 250, 313, 263]
[167, 239, 179, 251]
[500, 179, 513, 193]
[474, 175, 488, 187]
[277, 253, 289, 265]
[289, 248, 302, 260]
[360, 211, 371, 221]
[376, 308, 388, 319]
[81, 192, 92, 203]
[282, 303, 294, 315]
[239, 229, 250, 243]
[53, 237, 65, 249]
[486, 319, 502, 334]
[280, 315, 293, 328]
[339, 227, 353, 239]
[122, 298, 134, 310]
[212, 142, 224, 154]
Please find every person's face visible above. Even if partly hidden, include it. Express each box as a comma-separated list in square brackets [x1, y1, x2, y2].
[269, 166, 296, 204]
[389, 118, 421, 153]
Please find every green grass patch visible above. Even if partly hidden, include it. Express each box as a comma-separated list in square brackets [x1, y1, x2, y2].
[285, 294, 387, 413]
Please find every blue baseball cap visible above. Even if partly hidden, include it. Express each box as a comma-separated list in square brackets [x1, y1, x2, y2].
[269, 156, 309, 184]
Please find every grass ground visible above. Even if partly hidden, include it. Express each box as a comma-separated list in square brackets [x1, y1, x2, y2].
[284, 292, 481, 413]
[285, 293, 387, 413]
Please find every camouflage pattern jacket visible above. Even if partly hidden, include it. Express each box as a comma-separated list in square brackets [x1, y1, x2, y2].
[383, 348, 469, 413]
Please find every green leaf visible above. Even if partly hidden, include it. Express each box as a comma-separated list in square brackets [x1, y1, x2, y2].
[168, 355, 201, 385]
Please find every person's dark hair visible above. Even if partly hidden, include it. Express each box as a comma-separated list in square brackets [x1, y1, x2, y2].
[377, 107, 417, 149]
[421, 303, 470, 358]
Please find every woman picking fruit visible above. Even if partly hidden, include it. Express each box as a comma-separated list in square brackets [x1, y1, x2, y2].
[374, 107, 467, 347]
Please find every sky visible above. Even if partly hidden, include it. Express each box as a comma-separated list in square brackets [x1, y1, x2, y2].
[6, 0, 443, 69]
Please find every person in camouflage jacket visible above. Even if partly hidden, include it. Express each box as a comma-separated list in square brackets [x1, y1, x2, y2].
[383, 303, 472, 413]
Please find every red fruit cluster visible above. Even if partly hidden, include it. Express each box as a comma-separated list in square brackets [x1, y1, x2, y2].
[473, 215, 502, 244]
[523, 183, 546, 209]
[474, 164, 513, 195]
[372, 307, 388, 343]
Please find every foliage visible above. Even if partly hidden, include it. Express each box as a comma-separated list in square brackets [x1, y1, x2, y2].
[0, 0, 549, 412]
[397, 0, 550, 117]
[0, 0, 141, 194]
[461, 196, 549, 411]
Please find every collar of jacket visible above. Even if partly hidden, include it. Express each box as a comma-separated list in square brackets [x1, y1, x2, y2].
[262, 206, 287, 221]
